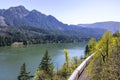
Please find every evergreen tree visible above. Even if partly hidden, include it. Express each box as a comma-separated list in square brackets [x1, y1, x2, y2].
[85, 38, 96, 56]
[39, 49, 54, 77]
[85, 45, 89, 55]
[18, 63, 33, 80]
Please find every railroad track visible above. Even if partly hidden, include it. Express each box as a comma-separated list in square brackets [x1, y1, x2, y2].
[68, 53, 95, 80]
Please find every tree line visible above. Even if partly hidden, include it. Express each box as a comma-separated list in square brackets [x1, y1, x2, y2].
[0, 26, 90, 47]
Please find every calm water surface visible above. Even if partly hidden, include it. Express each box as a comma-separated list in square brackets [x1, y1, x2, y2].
[0, 43, 86, 80]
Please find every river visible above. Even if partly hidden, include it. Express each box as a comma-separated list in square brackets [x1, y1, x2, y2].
[0, 43, 86, 80]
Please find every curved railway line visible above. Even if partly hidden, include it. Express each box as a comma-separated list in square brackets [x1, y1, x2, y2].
[68, 53, 96, 80]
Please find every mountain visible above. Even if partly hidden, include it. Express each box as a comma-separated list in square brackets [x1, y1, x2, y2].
[0, 16, 7, 26]
[78, 21, 120, 33]
[0, 6, 106, 46]
[0, 6, 69, 31]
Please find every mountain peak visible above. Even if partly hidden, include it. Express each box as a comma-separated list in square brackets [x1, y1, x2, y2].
[6, 5, 29, 19]
[47, 15, 59, 22]
[9, 5, 26, 10]
[31, 10, 39, 13]
[8, 5, 29, 14]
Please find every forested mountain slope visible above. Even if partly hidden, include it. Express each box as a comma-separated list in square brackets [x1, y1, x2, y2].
[78, 21, 120, 33]
[0, 6, 106, 46]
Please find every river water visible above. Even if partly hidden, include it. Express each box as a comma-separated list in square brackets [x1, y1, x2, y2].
[0, 43, 86, 80]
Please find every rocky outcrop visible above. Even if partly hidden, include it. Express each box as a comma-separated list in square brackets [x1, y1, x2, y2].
[0, 16, 7, 26]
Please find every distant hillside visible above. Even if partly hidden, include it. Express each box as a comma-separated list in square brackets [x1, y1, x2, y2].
[78, 21, 120, 33]
[0, 6, 106, 46]
[0, 25, 105, 46]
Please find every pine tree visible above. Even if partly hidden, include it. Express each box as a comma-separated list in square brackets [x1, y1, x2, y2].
[39, 49, 54, 77]
[85, 38, 96, 56]
[85, 45, 89, 55]
[18, 63, 33, 80]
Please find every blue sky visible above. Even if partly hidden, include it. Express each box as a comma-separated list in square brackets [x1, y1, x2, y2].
[0, 0, 120, 24]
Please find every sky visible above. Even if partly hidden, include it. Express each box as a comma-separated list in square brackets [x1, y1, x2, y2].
[0, 0, 120, 24]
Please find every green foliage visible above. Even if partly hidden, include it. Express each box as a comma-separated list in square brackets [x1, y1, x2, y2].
[86, 31, 120, 80]
[59, 50, 83, 79]
[18, 63, 33, 80]
[33, 70, 50, 80]
[96, 30, 113, 62]
[39, 50, 54, 76]
[17, 30, 120, 80]
[59, 49, 71, 78]
[26, 48, 84, 80]
[85, 38, 96, 56]
[64, 49, 70, 69]
[34, 50, 54, 80]
[85, 45, 89, 55]
[0, 36, 13, 46]
[34, 49, 83, 80]
[72, 56, 79, 68]
[0, 25, 103, 47]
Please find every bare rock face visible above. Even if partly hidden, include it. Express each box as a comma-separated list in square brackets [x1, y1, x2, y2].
[0, 16, 7, 26]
